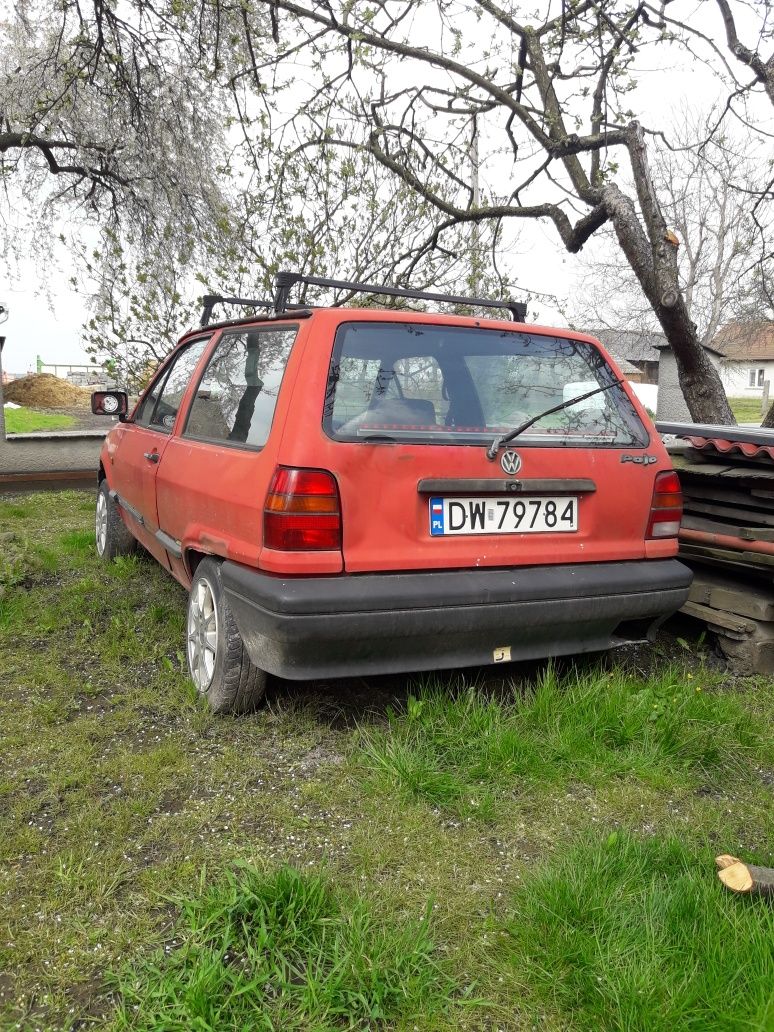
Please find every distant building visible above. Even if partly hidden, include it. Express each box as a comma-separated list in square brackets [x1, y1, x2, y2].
[655, 320, 774, 420]
[712, 321, 774, 396]
[590, 329, 664, 384]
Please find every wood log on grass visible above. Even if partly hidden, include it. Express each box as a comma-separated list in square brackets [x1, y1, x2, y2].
[715, 855, 774, 895]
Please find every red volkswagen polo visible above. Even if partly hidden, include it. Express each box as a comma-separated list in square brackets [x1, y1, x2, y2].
[92, 272, 690, 712]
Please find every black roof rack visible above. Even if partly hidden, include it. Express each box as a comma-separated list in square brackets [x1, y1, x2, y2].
[200, 294, 272, 327]
[201, 274, 528, 327]
[273, 271, 528, 322]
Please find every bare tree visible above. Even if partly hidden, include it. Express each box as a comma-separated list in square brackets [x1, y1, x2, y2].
[225, 0, 743, 422]
[570, 114, 768, 346]
[80, 144, 504, 382]
[0, 3, 229, 243]
[713, 0, 774, 106]
[3, 2, 509, 383]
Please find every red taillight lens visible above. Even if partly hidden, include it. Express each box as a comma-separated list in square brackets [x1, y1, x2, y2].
[646, 470, 683, 539]
[264, 467, 342, 550]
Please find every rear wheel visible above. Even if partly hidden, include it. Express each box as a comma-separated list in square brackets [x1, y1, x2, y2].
[186, 558, 267, 714]
[95, 480, 137, 560]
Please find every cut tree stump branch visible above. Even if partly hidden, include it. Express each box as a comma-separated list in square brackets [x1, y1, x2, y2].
[715, 855, 774, 895]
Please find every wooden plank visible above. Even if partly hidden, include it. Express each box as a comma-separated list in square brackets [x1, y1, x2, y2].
[681, 483, 774, 510]
[688, 569, 774, 620]
[680, 600, 755, 634]
[683, 499, 774, 526]
[679, 551, 774, 581]
[681, 515, 774, 542]
[679, 542, 774, 569]
[712, 466, 774, 481]
[0, 469, 95, 484]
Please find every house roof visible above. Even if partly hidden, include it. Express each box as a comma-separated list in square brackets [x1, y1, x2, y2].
[607, 352, 640, 376]
[652, 338, 726, 357]
[590, 329, 665, 362]
[712, 321, 774, 362]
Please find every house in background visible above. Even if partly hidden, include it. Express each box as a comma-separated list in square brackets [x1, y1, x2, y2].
[656, 320, 774, 421]
[591, 329, 664, 384]
[712, 321, 774, 396]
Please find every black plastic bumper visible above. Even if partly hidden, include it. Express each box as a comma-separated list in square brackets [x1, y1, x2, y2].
[220, 558, 692, 680]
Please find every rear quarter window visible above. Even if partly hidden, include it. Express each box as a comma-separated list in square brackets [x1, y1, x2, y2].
[183, 325, 298, 448]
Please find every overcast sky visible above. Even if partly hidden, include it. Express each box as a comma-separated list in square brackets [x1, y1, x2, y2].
[2, 3, 771, 377]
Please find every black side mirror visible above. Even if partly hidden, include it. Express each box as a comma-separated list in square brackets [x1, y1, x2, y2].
[91, 390, 129, 420]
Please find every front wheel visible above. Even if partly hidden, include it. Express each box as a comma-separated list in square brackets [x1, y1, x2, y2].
[186, 558, 267, 714]
[95, 480, 137, 560]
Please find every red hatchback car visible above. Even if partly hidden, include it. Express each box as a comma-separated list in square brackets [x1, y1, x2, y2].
[93, 272, 691, 712]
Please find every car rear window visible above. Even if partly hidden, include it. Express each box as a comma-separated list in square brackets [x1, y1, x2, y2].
[183, 325, 298, 449]
[324, 322, 648, 448]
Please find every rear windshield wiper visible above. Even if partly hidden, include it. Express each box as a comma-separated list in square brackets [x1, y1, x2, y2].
[486, 378, 624, 460]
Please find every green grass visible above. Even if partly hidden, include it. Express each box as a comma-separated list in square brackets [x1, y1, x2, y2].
[112, 864, 456, 1031]
[499, 832, 774, 1031]
[728, 396, 764, 423]
[357, 666, 765, 819]
[1, 490, 772, 1030]
[3, 405, 76, 433]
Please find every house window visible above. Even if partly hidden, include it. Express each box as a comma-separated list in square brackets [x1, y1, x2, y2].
[749, 368, 765, 388]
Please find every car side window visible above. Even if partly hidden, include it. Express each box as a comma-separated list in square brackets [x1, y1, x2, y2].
[183, 326, 298, 448]
[134, 337, 210, 431]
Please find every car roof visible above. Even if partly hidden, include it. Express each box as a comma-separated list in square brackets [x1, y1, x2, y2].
[178, 307, 605, 350]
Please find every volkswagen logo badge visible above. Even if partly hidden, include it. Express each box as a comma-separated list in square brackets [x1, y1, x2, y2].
[501, 450, 522, 475]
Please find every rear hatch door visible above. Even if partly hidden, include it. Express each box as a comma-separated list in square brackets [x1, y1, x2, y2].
[321, 319, 659, 572]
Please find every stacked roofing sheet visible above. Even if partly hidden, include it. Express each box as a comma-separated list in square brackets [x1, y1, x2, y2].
[657, 422, 774, 577]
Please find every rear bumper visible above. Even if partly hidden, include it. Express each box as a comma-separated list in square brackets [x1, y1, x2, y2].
[220, 558, 692, 680]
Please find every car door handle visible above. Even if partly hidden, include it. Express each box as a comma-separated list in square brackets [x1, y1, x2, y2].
[143, 451, 160, 464]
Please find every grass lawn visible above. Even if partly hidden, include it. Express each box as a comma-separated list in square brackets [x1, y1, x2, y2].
[728, 397, 764, 423]
[1, 491, 773, 1030]
[3, 407, 76, 434]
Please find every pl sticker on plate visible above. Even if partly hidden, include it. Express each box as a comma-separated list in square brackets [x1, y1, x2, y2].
[493, 646, 511, 663]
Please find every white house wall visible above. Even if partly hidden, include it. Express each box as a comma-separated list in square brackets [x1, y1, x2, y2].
[719, 360, 774, 396]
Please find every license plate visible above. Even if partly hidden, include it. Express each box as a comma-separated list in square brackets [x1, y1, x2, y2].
[429, 495, 578, 535]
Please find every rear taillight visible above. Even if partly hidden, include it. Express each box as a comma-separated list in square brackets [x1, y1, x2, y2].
[646, 470, 683, 539]
[264, 467, 342, 551]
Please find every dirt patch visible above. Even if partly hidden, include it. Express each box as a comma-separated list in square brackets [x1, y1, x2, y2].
[4, 374, 92, 410]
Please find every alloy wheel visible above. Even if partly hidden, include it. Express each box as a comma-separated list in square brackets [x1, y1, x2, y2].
[95, 491, 108, 556]
[188, 579, 218, 691]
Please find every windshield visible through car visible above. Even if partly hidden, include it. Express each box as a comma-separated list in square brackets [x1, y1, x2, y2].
[323, 322, 648, 448]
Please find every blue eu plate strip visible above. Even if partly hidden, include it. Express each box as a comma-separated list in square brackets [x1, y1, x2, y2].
[429, 497, 445, 536]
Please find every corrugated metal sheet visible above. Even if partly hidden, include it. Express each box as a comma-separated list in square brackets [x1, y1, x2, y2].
[657, 422, 774, 463]
[677, 436, 774, 463]
[656, 422, 774, 447]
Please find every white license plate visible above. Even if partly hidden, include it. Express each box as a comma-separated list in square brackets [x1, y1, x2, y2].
[429, 495, 578, 535]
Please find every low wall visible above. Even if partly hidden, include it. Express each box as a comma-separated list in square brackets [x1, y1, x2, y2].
[0, 344, 106, 485]
[0, 429, 105, 478]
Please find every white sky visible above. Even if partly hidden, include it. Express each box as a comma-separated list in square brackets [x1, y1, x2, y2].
[1, 3, 771, 376]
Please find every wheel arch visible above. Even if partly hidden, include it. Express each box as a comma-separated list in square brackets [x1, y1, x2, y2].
[185, 548, 214, 580]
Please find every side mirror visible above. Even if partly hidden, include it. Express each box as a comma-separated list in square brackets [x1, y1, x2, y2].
[91, 390, 129, 419]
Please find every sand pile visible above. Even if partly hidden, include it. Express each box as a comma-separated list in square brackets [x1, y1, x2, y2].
[3, 374, 92, 410]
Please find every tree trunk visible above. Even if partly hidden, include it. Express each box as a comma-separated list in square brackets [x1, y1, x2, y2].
[603, 169, 734, 425]
[761, 400, 774, 429]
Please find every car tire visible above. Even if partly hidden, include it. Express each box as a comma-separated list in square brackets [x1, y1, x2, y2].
[95, 480, 138, 560]
[186, 558, 267, 714]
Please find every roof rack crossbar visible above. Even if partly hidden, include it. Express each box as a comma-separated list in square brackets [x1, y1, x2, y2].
[272, 271, 527, 322]
[200, 294, 274, 327]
